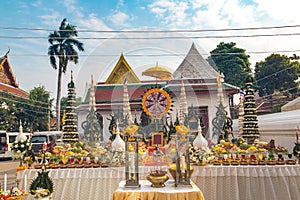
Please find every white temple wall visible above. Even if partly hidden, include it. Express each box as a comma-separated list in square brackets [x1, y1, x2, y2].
[76, 90, 232, 143]
[232, 109, 300, 152]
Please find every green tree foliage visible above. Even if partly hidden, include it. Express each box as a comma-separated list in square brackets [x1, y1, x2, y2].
[255, 54, 300, 97]
[0, 86, 52, 132]
[208, 42, 251, 88]
[0, 92, 27, 131]
[48, 18, 84, 131]
[29, 86, 53, 131]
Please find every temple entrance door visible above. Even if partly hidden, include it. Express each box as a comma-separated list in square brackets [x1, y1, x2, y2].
[188, 106, 209, 137]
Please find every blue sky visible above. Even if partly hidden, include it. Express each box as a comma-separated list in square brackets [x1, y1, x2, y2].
[1, 0, 300, 99]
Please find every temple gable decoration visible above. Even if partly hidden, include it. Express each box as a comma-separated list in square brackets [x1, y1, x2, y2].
[105, 54, 141, 84]
[0, 49, 19, 87]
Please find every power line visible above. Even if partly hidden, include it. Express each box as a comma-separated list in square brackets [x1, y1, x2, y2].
[256, 65, 296, 82]
[0, 91, 50, 106]
[7, 50, 300, 57]
[2, 32, 300, 39]
[0, 96, 50, 111]
[1, 24, 300, 33]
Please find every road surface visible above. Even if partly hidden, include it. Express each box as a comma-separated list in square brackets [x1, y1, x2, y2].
[0, 159, 19, 190]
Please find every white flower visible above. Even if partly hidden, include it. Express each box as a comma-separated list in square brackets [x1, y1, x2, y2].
[17, 150, 21, 153]
[21, 144, 25, 148]
[26, 143, 30, 146]
[14, 144, 18, 148]
[20, 140, 24, 143]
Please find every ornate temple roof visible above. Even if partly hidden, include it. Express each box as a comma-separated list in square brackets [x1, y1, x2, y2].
[173, 43, 218, 80]
[0, 50, 29, 98]
[0, 50, 18, 87]
[105, 54, 141, 84]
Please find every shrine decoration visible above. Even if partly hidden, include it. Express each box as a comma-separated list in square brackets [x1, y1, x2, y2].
[238, 89, 245, 137]
[174, 125, 192, 187]
[11, 121, 31, 169]
[81, 75, 103, 145]
[29, 147, 54, 199]
[62, 71, 79, 143]
[242, 72, 260, 143]
[178, 79, 189, 126]
[192, 119, 208, 150]
[124, 135, 140, 188]
[111, 121, 125, 151]
[142, 88, 171, 119]
[123, 75, 134, 124]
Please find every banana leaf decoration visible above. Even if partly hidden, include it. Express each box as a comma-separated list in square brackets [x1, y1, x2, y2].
[29, 170, 54, 198]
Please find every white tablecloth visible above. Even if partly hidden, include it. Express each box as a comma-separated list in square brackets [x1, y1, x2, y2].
[17, 165, 300, 200]
[192, 165, 300, 200]
[17, 166, 166, 200]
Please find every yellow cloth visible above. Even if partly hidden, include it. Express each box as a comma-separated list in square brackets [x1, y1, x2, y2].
[112, 190, 205, 200]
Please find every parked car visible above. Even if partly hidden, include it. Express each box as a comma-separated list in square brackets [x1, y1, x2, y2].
[30, 132, 60, 155]
[0, 131, 31, 158]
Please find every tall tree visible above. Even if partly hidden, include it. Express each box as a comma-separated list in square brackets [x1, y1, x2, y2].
[29, 86, 53, 131]
[255, 54, 300, 97]
[208, 42, 251, 88]
[48, 18, 84, 131]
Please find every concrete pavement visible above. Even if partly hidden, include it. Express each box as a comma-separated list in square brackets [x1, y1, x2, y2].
[0, 159, 20, 190]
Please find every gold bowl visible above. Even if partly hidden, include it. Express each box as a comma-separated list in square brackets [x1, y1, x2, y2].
[146, 174, 169, 188]
[168, 167, 194, 181]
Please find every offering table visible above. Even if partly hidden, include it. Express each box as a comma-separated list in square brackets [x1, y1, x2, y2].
[112, 180, 204, 200]
[192, 164, 300, 200]
[16, 165, 300, 200]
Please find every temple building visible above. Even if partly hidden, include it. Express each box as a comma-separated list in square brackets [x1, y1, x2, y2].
[0, 50, 28, 98]
[76, 43, 238, 142]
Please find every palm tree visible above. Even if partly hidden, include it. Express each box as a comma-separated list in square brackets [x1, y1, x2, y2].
[48, 18, 84, 131]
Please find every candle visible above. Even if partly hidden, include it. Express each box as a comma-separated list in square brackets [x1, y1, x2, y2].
[129, 152, 135, 173]
[24, 175, 27, 193]
[4, 173, 7, 192]
[296, 126, 299, 142]
[42, 142, 47, 151]
[180, 156, 185, 173]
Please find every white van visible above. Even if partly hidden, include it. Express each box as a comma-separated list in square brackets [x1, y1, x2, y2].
[30, 131, 63, 155]
[0, 131, 31, 158]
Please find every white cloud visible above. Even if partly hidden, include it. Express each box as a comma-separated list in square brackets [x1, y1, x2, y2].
[148, 0, 190, 27]
[254, 0, 300, 24]
[38, 10, 61, 26]
[31, 0, 42, 7]
[107, 11, 131, 27]
[63, 0, 84, 18]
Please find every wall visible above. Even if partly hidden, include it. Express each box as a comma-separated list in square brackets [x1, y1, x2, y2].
[232, 109, 300, 152]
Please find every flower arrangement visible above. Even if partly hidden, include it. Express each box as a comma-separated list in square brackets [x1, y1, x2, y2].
[0, 187, 27, 200]
[189, 145, 213, 165]
[102, 149, 126, 167]
[10, 139, 31, 166]
[30, 188, 51, 199]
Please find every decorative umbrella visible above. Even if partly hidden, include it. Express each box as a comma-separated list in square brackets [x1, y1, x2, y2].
[142, 62, 172, 80]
